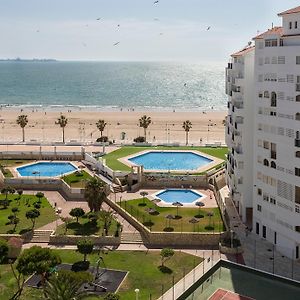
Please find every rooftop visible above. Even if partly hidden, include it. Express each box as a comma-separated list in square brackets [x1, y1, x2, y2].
[231, 46, 255, 57]
[253, 26, 283, 40]
[278, 6, 300, 16]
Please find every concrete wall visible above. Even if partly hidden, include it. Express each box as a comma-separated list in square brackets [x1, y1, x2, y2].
[49, 234, 120, 246]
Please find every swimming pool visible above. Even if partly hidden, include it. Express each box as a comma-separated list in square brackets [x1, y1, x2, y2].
[17, 162, 77, 177]
[155, 189, 203, 205]
[128, 151, 213, 171]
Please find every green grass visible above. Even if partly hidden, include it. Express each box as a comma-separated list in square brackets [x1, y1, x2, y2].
[62, 170, 94, 188]
[103, 146, 227, 172]
[55, 215, 119, 236]
[0, 194, 57, 234]
[1, 167, 13, 178]
[0, 250, 202, 300]
[119, 198, 225, 232]
[0, 159, 34, 167]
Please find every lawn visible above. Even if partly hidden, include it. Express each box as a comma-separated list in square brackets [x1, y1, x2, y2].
[0, 250, 202, 300]
[55, 214, 119, 236]
[0, 194, 57, 234]
[62, 170, 94, 188]
[103, 146, 228, 172]
[0, 159, 34, 167]
[119, 198, 225, 232]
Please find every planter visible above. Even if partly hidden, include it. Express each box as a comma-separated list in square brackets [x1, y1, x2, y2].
[219, 242, 244, 255]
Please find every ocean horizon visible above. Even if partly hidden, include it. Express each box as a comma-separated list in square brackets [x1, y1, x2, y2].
[0, 61, 227, 112]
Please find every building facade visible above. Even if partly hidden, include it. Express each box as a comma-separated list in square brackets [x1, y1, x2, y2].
[226, 6, 300, 259]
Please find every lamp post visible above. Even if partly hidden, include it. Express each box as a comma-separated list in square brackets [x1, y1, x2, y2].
[135, 288, 140, 300]
[230, 229, 234, 248]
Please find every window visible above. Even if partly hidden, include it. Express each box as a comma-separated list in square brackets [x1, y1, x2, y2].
[296, 168, 300, 177]
[256, 222, 259, 235]
[263, 141, 269, 149]
[296, 186, 300, 204]
[262, 225, 266, 238]
[258, 92, 263, 98]
[263, 194, 269, 202]
[296, 226, 300, 233]
[263, 159, 269, 166]
[289, 21, 292, 29]
[257, 204, 262, 212]
[296, 151, 300, 158]
[296, 95, 300, 102]
[297, 56, 300, 65]
[265, 39, 277, 47]
[264, 91, 269, 98]
[270, 197, 276, 205]
[258, 188, 262, 196]
[271, 92, 277, 107]
[271, 161, 276, 169]
[296, 112, 300, 121]
[296, 21, 298, 29]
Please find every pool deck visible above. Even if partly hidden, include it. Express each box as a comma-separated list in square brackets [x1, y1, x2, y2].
[118, 149, 224, 174]
[111, 188, 218, 208]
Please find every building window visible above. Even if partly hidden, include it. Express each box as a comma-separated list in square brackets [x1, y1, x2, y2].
[296, 21, 298, 29]
[263, 141, 269, 149]
[296, 186, 300, 204]
[257, 204, 262, 212]
[265, 39, 277, 47]
[296, 95, 300, 102]
[271, 92, 277, 107]
[262, 225, 266, 238]
[270, 197, 276, 205]
[258, 188, 262, 196]
[297, 56, 300, 65]
[263, 159, 269, 166]
[296, 112, 300, 121]
[296, 168, 300, 177]
[289, 21, 292, 29]
[264, 91, 269, 98]
[270, 161, 276, 169]
[296, 151, 300, 158]
[256, 222, 259, 235]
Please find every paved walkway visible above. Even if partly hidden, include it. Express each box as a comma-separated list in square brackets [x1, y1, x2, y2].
[225, 196, 300, 281]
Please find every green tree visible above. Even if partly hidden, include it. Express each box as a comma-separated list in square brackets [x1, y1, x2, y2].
[43, 269, 93, 300]
[35, 192, 44, 202]
[11, 246, 61, 299]
[99, 210, 113, 236]
[77, 239, 94, 262]
[84, 178, 106, 212]
[69, 207, 85, 223]
[16, 115, 28, 142]
[96, 119, 107, 138]
[160, 248, 175, 267]
[56, 115, 68, 143]
[104, 293, 121, 300]
[26, 209, 40, 229]
[0, 239, 8, 263]
[0, 186, 15, 209]
[182, 120, 192, 145]
[139, 115, 151, 142]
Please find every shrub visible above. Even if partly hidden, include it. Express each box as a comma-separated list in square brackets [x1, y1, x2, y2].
[71, 261, 90, 272]
[96, 136, 109, 143]
[77, 239, 94, 261]
[0, 239, 8, 263]
[104, 293, 120, 300]
[69, 207, 85, 223]
[133, 136, 145, 143]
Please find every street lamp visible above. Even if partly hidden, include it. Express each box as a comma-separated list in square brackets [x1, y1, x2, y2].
[135, 288, 140, 300]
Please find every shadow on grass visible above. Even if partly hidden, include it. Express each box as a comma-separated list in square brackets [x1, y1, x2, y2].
[143, 221, 154, 227]
[174, 215, 182, 220]
[204, 226, 214, 231]
[138, 203, 147, 207]
[67, 221, 99, 236]
[19, 228, 32, 234]
[158, 266, 173, 274]
[163, 227, 174, 232]
[194, 214, 204, 219]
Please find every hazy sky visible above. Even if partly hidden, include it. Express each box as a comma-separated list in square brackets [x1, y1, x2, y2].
[0, 0, 299, 62]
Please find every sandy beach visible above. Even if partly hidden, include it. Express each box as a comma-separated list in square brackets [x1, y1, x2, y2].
[0, 109, 226, 145]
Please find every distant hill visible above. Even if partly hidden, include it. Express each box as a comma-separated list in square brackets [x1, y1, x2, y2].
[0, 58, 57, 62]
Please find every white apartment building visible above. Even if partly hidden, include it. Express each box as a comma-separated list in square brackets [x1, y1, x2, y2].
[225, 47, 254, 225]
[226, 6, 300, 260]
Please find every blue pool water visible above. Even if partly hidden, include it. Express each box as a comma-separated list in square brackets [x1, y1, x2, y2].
[17, 162, 77, 177]
[156, 189, 203, 204]
[128, 151, 212, 170]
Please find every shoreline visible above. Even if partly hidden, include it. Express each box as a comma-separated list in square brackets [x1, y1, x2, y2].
[0, 104, 227, 113]
[0, 109, 226, 145]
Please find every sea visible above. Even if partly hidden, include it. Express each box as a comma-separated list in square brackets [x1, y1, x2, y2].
[0, 61, 227, 112]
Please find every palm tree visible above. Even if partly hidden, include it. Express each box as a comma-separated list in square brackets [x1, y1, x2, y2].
[16, 115, 28, 142]
[182, 120, 192, 145]
[43, 271, 92, 300]
[84, 178, 106, 212]
[55, 115, 68, 143]
[139, 115, 151, 142]
[96, 119, 107, 138]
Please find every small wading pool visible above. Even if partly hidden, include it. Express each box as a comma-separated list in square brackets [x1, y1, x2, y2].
[128, 151, 213, 171]
[17, 162, 77, 177]
[155, 189, 203, 205]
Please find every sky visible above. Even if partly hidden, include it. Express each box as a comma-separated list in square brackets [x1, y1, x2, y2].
[0, 0, 299, 63]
